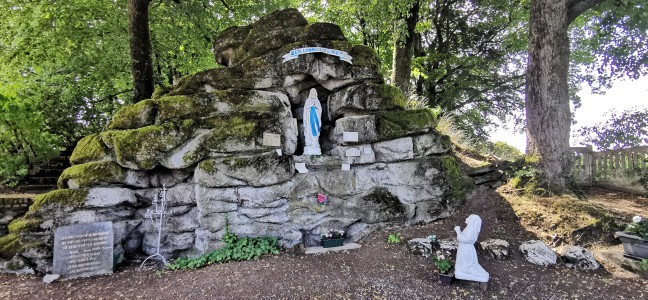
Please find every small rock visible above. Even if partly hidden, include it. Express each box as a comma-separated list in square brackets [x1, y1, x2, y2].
[439, 237, 458, 254]
[3, 255, 35, 275]
[43, 274, 61, 284]
[519, 240, 557, 266]
[559, 245, 599, 270]
[479, 239, 510, 260]
[407, 238, 435, 258]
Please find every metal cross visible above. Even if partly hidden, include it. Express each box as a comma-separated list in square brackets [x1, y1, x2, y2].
[140, 185, 169, 268]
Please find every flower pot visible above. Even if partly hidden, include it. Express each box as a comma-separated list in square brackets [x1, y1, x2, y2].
[616, 231, 648, 259]
[438, 273, 454, 286]
[322, 238, 344, 248]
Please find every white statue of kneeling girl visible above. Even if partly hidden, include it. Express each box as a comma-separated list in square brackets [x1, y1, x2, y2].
[454, 214, 489, 282]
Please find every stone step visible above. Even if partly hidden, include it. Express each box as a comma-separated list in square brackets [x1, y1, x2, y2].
[13, 184, 56, 193]
[304, 243, 361, 254]
[25, 177, 58, 185]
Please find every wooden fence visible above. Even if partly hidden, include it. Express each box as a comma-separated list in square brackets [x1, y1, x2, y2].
[571, 145, 648, 194]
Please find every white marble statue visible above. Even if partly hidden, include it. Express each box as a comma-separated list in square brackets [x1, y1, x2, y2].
[303, 88, 322, 155]
[454, 214, 489, 282]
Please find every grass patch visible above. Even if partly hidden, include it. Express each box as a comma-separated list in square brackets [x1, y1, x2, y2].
[499, 190, 620, 245]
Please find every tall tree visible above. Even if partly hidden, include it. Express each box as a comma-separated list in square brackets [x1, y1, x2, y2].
[390, 0, 420, 93]
[525, 0, 648, 192]
[128, 0, 155, 102]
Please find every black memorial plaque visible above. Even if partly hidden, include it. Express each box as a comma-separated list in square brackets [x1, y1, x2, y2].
[53, 221, 113, 278]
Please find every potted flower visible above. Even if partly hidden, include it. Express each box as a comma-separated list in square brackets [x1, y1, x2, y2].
[433, 251, 454, 285]
[321, 229, 345, 248]
[616, 216, 648, 259]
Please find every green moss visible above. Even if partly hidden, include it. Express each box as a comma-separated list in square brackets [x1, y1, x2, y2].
[70, 134, 111, 165]
[107, 99, 157, 130]
[376, 108, 440, 140]
[157, 95, 214, 123]
[197, 160, 218, 175]
[152, 85, 172, 99]
[0, 233, 21, 259]
[362, 188, 405, 216]
[28, 189, 89, 215]
[7, 218, 41, 234]
[58, 161, 125, 188]
[101, 122, 192, 170]
[441, 156, 475, 201]
[350, 45, 381, 68]
[377, 85, 407, 108]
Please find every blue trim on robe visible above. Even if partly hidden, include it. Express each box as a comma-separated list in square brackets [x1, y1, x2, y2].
[309, 106, 320, 136]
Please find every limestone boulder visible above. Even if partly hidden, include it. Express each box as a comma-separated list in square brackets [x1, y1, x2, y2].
[408, 238, 436, 258]
[479, 239, 510, 260]
[558, 245, 599, 270]
[373, 137, 414, 162]
[328, 84, 405, 119]
[330, 115, 378, 145]
[194, 152, 294, 188]
[439, 237, 458, 254]
[69, 134, 112, 165]
[519, 240, 557, 266]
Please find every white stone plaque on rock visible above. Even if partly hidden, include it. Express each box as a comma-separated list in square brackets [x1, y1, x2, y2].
[263, 133, 282, 147]
[276, 149, 283, 156]
[341, 164, 351, 171]
[53, 222, 114, 279]
[295, 163, 309, 173]
[363, 146, 373, 155]
[345, 148, 361, 157]
[343, 132, 359, 143]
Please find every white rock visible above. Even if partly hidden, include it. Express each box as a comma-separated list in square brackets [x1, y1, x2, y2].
[439, 237, 458, 253]
[373, 137, 414, 162]
[559, 245, 599, 270]
[519, 240, 557, 266]
[85, 187, 137, 208]
[43, 274, 61, 284]
[479, 239, 510, 260]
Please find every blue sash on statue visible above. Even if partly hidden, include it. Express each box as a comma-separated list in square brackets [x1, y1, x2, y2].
[309, 106, 320, 136]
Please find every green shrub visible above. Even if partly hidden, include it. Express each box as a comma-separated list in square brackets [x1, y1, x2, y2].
[167, 225, 280, 270]
[387, 233, 402, 244]
[625, 220, 648, 240]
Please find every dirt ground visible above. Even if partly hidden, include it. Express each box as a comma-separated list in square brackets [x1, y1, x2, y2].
[1, 188, 647, 300]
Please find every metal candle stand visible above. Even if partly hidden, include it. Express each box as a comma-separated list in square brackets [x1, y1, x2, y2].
[140, 185, 169, 268]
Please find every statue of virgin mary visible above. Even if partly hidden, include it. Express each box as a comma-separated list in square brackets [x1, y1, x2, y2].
[303, 88, 322, 155]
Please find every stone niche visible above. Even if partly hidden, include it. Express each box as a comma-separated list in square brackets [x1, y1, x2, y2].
[0, 8, 473, 272]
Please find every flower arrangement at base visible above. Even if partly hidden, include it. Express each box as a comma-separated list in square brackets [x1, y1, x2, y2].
[617, 215, 648, 260]
[433, 251, 454, 285]
[625, 216, 648, 240]
[321, 229, 345, 248]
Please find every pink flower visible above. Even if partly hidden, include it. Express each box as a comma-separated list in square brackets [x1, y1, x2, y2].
[317, 193, 328, 204]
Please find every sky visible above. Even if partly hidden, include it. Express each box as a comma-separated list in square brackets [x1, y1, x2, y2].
[490, 76, 648, 153]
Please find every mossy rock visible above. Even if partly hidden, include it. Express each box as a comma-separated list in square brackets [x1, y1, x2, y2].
[58, 161, 126, 189]
[195, 152, 295, 187]
[299, 22, 346, 41]
[7, 218, 42, 234]
[169, 67, 278, 96]
[158, 90, 287, 124]
[152, 85, 172, 99]
[107, 99, 157, 130]
[329, 84, 406, 119]
[0, 233, 21, 259]
[28, 189, 89, 216]
[361, 188, 407, 223]
[375, 108, 440, 140]
[440, 156, 476, 202]
[70, 134, 112, 165]
[156, 95, 212, 123]
[101, 122, 192, 170]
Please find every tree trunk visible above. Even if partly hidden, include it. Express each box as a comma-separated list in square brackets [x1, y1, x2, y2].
[128, 0, 154, 102]
[525, 0, 603, 193]
[390, 1, 419, 93]
[525, 0, 572, 192]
